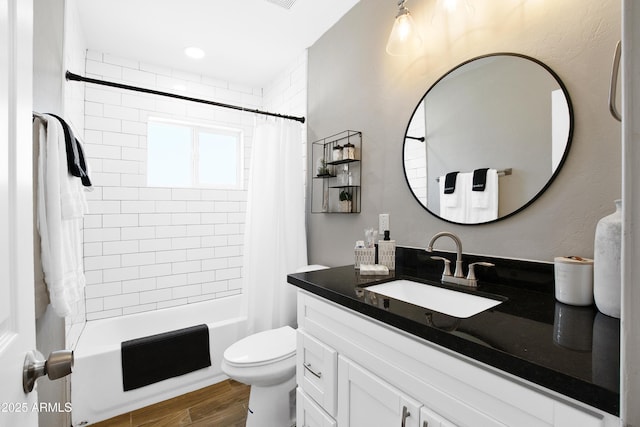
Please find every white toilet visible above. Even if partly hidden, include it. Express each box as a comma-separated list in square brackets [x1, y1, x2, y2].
[221, 265, 328, 427]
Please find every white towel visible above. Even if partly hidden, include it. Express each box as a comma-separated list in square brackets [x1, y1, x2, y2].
[34, 115, 87, 317]
[439, 172, 471, 222]
[468, 168, 499, 222]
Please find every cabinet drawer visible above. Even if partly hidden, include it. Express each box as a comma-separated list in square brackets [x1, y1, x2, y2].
[297, 387, 337, 427]
[297, 329, 338, 416]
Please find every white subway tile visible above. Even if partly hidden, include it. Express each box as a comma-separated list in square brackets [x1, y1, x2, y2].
[227, 234, 244, 246]
[85, 281, 122, 298]
[87, 201, 120, 214]
[172, 260, 201, 274]
[156, 273, 187, 289]
[103, 187, 139, 201]
[228, 278, 243, 290]
[103, 131, 139, 147]
[171, 188, 201, 200]
[188, 294, 219, 304]
[92, 172, 121, 187]
[216, 289, 242, 299]
[215, 224, 240, 235]
[186, 201, 215, 212]
[86, 50, 102, 61]
[121, 147, 145, 161]
[103, 54, 139, 69]
[104, 104, 139, 121]
[102, 213, 138, 228]
[155, 249, 187, 264]
[121, 120, 147, 136]
[172, 237, 201, 249]
[157, 298, 188, 309]
[200, 213, 227, 224]
[186, 248, 214, 261]
[201, 235, 228, 247]
[85, 102, 104, 117]
[84, 214, 103, 229]
[84, 130, 103, 145]
[227, 256, 243, 268]
[121, 226, 156, 240]
[156, 201, 187, 213]
[187, 270, 214, 285]
[103, 240, 139, 255]
[84, 227, 121, 242]
[121, 201, 156, 214]
[85, 298, 104, 313]
[122, 277, 156, 293]
[139, 188, 172, 201]
[215, 201, 240, 212]
[122, 67, 156, 86]
[186, 225, 215, 237]
[171, 69, 201, 82]
[84, 242, 103, 257]
[122, 93, 155, 110]
[87, 309, 122, 321]
[140, 61, 172, 76]
[139, 263, 172, 278]
[103, 293, 140, 310]
[139, 289, 172, 304]
[139, 238, 172, 252]
[201, 190, 229, 201]
[139, 213, 171, 226]
[85, 87, 121, 105]
[86, 60, 122, 79]
[172, 284, 201, 299]
[84, 254, 121, 271]
[103, 266, 139, 282]
[227, 213, 246, 224]
[214, 245, 241, 258]
[171, 213, 201, 225]
[155, 225, 187, 238]
[84, 187, 103, 201]
[201, 258, 228, 271]
[85, 116, 121, 133]
[120, 174, 146, 187]
[215, 267, 241, 281]
[123, 304, 157, 315]
[202, 281, 229, 294]
[102, 159, 140, 174]
[84, 270, 103, 285]
[122, 252, 156, 267]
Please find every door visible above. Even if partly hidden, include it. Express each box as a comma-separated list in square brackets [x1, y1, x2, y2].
[337, 356, 422, 427]
[0, 0, 37, 426]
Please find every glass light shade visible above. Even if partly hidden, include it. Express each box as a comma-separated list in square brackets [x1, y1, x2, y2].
[386, 9, 422, 56]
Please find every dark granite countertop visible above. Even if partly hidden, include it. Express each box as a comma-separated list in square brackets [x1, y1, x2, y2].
[287, 247, 620, 416]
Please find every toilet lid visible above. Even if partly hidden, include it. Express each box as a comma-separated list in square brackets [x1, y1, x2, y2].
[224, 326, 296, 367]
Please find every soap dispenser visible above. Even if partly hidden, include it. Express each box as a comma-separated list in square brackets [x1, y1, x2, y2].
[378, 230, 396, 270]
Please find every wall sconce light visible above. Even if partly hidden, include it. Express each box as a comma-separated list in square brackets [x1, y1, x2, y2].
[386, 0, 422, 56]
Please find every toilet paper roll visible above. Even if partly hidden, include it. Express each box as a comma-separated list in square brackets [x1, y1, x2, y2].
[554, 256, 594, 306]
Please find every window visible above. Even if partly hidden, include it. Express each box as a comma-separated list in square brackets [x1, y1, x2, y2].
[147, 119, 243, 188]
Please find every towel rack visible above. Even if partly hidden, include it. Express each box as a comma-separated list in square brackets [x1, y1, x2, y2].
[435, 168, 512, 182]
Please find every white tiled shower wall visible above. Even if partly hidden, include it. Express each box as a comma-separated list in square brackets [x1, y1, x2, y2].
[82, 51, 307, 320]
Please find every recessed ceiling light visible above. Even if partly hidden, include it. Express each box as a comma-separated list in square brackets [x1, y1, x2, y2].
[184, 47, 205, 59]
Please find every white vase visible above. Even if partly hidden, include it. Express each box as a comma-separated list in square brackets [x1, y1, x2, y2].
[593, 199, 622, 318]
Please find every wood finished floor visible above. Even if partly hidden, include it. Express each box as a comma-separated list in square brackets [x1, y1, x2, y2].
[90, 380, 250, 427]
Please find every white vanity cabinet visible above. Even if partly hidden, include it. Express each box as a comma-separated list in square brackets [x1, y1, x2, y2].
[296, 290, 618, 427]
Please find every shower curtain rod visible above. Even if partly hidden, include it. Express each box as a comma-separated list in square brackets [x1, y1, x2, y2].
[65, 71, 306, 124]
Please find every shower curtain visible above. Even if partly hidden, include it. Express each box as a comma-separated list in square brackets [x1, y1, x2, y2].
[244, 119, 308, 334]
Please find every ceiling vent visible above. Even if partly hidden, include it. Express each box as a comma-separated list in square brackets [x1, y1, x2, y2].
[265, 0, 297, 9]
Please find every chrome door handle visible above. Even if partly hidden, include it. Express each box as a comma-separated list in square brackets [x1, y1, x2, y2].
[303, 362, 322, 379]
[401, 406, 411, 427]
[23, 349, 74, 393]
[609, 40, 622, 122]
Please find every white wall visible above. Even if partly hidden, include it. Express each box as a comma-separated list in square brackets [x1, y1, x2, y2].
[81, 50, 308, 320]
[307, 0, 621, 264]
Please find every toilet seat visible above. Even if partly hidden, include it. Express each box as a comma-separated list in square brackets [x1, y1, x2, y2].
[223, 325, 296, 368]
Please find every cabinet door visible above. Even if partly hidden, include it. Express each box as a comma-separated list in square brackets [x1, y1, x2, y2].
[297, 329, 338, 415]
[338, 356, 421, 427]
[297, 388, 337, 427]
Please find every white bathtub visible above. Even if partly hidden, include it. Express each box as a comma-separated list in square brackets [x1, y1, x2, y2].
[71, 295, 247, 426]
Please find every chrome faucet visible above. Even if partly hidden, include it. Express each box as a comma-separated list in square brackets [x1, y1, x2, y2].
[426, 231, 494, 287]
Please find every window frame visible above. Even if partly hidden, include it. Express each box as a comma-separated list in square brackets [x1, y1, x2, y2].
[146, 117, 244, 190]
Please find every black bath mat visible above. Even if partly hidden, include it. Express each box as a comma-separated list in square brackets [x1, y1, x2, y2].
[121, 324, 211, 391]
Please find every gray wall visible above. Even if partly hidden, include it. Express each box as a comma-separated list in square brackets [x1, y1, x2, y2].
[307, 0, 621, 264]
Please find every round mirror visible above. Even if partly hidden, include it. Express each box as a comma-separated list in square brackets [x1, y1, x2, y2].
[402, 53, 573, 225]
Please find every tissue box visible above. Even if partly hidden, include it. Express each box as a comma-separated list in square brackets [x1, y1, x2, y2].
[378, 240, 396, 270]
[354, 248, 375, 268]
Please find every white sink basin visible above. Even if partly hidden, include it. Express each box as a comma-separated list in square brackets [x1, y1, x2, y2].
[365, 279, 502, 318]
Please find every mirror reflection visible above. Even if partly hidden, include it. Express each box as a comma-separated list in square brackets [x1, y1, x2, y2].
[403, 53, 573, 224]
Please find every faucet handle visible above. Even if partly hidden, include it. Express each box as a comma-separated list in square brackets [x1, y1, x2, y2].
[466, 262, 495, 281]
[430, 256, 452, 277]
